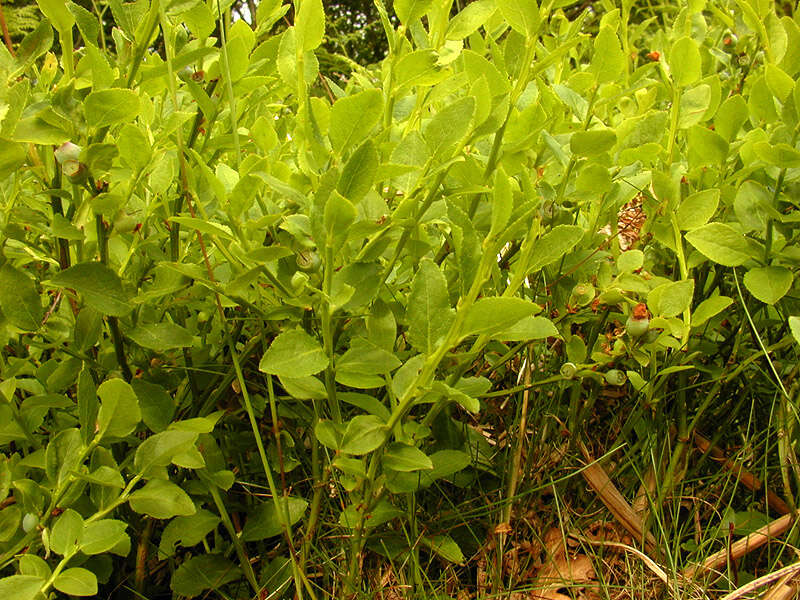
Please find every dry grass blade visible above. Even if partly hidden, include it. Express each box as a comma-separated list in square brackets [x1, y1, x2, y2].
[683, 513, 796, 579]
[694, 432, 791, 515]
[717, 561, 800, 600]
[579, 444, 657, 550]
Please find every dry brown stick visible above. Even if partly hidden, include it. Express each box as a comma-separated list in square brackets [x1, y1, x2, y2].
[683, 513, 796, 579]
[694, 431, 791, 515]
[717, 560, 800, 600]
[760, 570, 798, 600]
[579, 443, 657, 551]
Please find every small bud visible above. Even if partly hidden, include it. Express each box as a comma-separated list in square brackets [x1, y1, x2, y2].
[646, 51, 660, 61]
[569, 283, 595, 307]
[604, 369, 627, 386]
[54, 142, 81, 164]
[560, 362, 578, 379]
[291, 271, 309, 290]
[22, 513, 39, 533]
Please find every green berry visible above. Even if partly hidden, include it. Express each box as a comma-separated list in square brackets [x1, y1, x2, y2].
[604, 369, 627, 386]
[296, 250, 321, 273]
[560, 362, 578, 379]
[625, 315, 649, 338]
[22, 513, 38, 533]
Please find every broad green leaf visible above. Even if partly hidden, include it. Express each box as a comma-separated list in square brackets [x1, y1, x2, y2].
[765, 63, 794, 102]
[0, 264, 42, 330]
[339, 498, 402, 528]
[383, 444, 434, 472]
[84, 88, 140, 128]
[53, 568, 97, 597]
[329, 89, 383, 154]
[789, 316, 800, 345]
[128, 322, 194, 352]
[134, 430, 198, 474]
[527, 225, 584, 271]
[677, 189, 719, 230]
[714, 95, 748, 141]
[128, 479, 196, 519]
[296, 0, 325, 51]
[678, 84, 711, 128]
[131, 380, 175, 433]
[335, 337, 401, 388]
[590, 26, 624, 83]
[687, 125, 728, 167]
[96, 378, 141, 439]
[734, 180, 772, 233]
[422, 534, 465, 563]
[48, 263, 131, 316]
[497, 0, 539, 37]
[669, 37, 701, 87]
[36, 0, 75, 32]
[489, 170, 513, 239]
[340, 415, 387, 455]
[80, 519, 128, 555]
[753, 142, 800, 169]
[337, 140, 378, 202]
[0, 575, 44, 600]
[423, 96, 475, 159]
[685, 223, 751, 266]
[259, 330, 328, 377]
[460, 297, 539, 339]
[324, 191, 356, 251]
[45, 428, 82, 487]
[394, 0, 433, 24]
[407, 259, 454, 355]
[116, 124, 151, 170]
[431, 381, 479, 413]
[170, 555, 241, 598]
[692, 296, 733, 327]
[50, 508, 83, 556]
[158, 510, 220, 558]
[314, 419, 343, 450]
[168, 216, 235, 241]
[743, 266, 793, 304]
[279, 374, 328, 400]
[0, 142, 26, 181]
[618, 250, 644, 273]
[68, 1, 99, 46]
[570, 129, 617, 156]
[647, 279, 694, 318]
[0, 506, 20, 541]
[499, 316, 558, 341]
[242, 497, 308, 541]
[446, 0, 496, 40]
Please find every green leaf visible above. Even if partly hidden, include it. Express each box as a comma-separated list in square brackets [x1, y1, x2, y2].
[460, 297, 539, 339]
[340, 415, 387, 455]
[134, 430, 198, 475]
[446, 0, 496, 40]
[489, 169, 513, 239]
[158, 510, 220, 558]
[498, 316, 558, 341]
[394, 0, 433, 24]
[259, 329, 329, 378]
[590, 26, 624, 84]
[314, 419, 343, 450]
[765, 63, 794, 102]
[714, 95, 748, 141]
[528, 225, 584, 271]
[407, 259, 454, 355]
[0, 575, 44, 600]
[80, 519, 128, 555]
[669, 37, 701, 87]
[383, 444, 434, 472]
[337, 140, 378, 202]
[45, 428, 82, 487]
[295, 0, 324, 51]
[36, 0, 75, 32]
[329, 89, 383, 154]
[128, 479, 196, 519]
[677, 189, 719, 230]
[432, 381, 480, 413]
[647, 279, 694, 318]
[84, 88, 140, 128]
[68, 1, 99, 46]
[116, 124, 151, 170]
[570, 129, 617, 156]
[53, 568, 97, 597]
[753, 142, 800, 169]
[131, 380, 175, 433]
[423, 96, 475, 159]
[685, 223, 751, 266]
[687, 125, 728, 167]
[335, 337, 401, 388]
[0, 264, 42, 331]
[692, 296, 733, 327]
[743, 266, 793, 304]
[497, 0, 539, 37]
[50, 508, 83, 556]
[789, 316, 800, 345]
[96, 378, 141, 439]
[48, 263, 131, 316]
[128, 322, 194, 352]
[422, 534, 465, 564]
[678, 84, 711, 128]
[170, 554, 241, 598]
[242, 497, 308, 541]
[324, 191, 356, 251]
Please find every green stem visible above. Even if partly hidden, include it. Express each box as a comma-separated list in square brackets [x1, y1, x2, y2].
[208, 485, 261, 595]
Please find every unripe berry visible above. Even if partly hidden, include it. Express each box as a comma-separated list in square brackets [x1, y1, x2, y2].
[296, 250, 321, 273]
[626, 303, 650, 338]
[560, 362, 578, 379]
[604, 369, 627, 386]
[570, 283, 595, 307]
[22, 512, 39, 533]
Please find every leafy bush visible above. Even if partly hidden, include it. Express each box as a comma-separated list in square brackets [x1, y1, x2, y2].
[1, 0, 799, 598]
